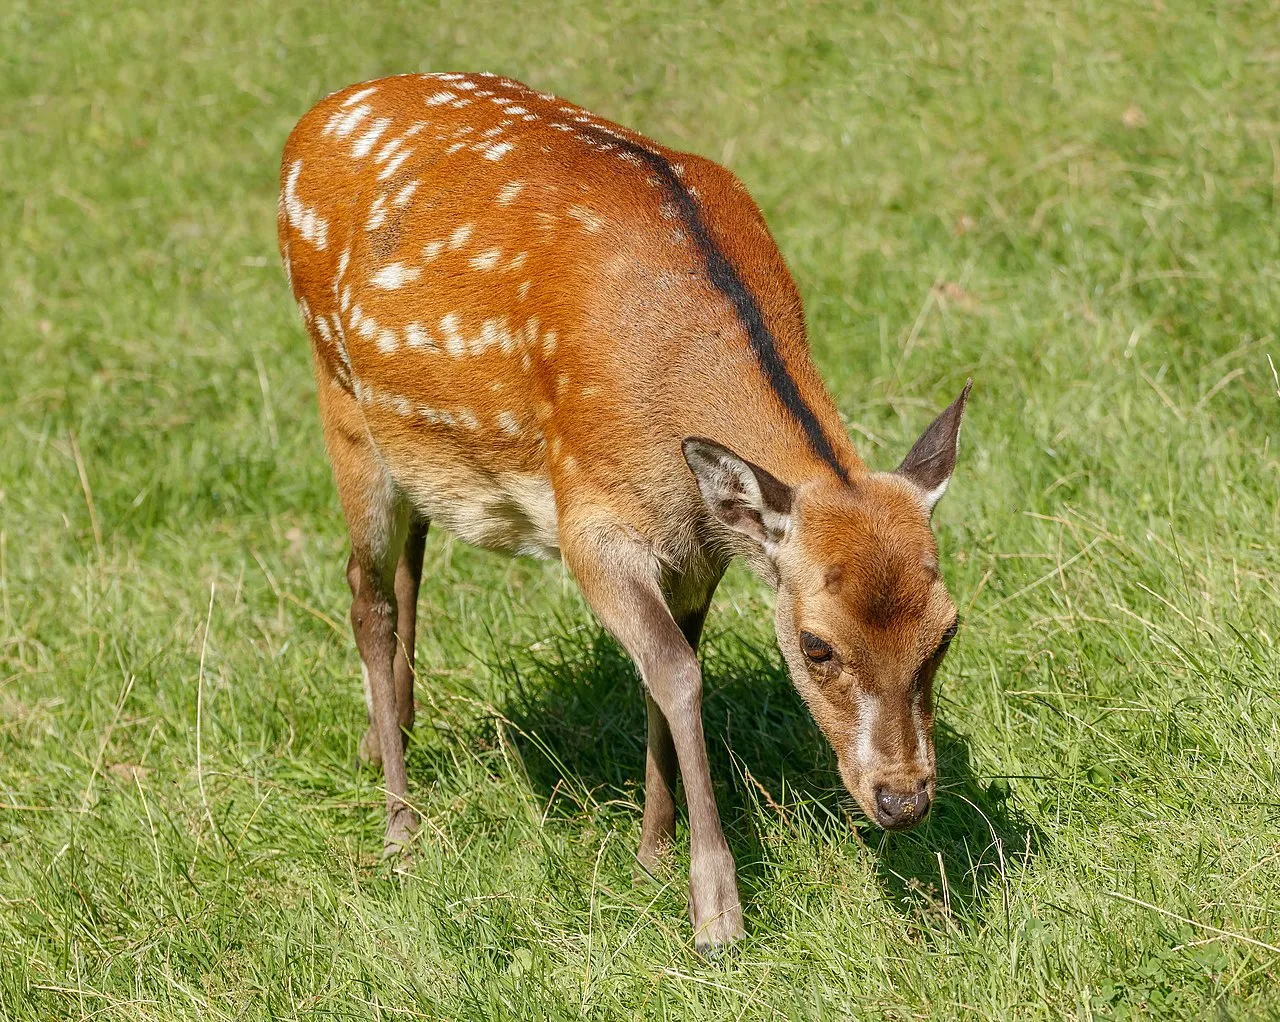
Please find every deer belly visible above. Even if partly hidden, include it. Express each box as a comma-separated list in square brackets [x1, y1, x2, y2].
[395, 461, 561, 559]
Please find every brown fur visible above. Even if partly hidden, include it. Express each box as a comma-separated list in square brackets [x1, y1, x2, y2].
[278, 73, 968, 949]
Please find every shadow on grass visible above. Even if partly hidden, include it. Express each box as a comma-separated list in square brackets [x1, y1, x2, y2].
[488, 618, 1042, 931]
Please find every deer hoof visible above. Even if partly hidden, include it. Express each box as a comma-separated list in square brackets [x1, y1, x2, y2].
[382, 808, 418, 859]
[689, 849, 744, 952]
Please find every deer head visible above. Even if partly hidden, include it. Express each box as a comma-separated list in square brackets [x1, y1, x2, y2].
[684, 382, 971, 829]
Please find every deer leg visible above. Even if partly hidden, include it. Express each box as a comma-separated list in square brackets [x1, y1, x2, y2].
[563, 520, 743, 951]
[394, 518, 428, 737]
[320, 383, 417, 855]
[637, 690, 678, 872]
[638, 597, 714, 872]
[356, 515, 426, 765]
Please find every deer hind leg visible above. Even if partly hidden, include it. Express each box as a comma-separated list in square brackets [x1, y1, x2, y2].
[394, 517, 427, 733]
[561, 516, 743, 951]
[638, 584, 718, 874]
[318, 382, 417, 854]
[358, 514, 428, 764]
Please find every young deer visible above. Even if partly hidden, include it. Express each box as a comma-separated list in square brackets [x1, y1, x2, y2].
[279, 72, 970, 950]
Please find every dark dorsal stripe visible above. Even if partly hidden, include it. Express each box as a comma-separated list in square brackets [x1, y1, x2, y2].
[579, 125, 850, 483]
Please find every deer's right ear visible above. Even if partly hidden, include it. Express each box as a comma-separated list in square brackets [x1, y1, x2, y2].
[682, 437, 794, 551]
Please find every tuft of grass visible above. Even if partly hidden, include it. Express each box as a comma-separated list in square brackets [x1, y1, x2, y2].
[1, 0, 1278, 1018]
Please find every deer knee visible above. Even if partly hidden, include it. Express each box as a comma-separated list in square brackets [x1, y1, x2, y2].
[643, 650, 702, 723]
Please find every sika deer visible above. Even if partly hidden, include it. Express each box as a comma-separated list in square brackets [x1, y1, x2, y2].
[278, 72, 971, 950]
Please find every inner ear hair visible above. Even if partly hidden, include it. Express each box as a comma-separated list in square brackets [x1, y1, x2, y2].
[682, 436, 793, 548]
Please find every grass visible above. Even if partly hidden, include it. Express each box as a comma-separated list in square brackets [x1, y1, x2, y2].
[2, 0, 1279, 1017]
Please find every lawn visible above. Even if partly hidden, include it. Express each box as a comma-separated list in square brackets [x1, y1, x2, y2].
[2, 0, 1279, 1017]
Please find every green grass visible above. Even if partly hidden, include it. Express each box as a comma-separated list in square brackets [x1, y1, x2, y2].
[2, 0, 1279, 1017]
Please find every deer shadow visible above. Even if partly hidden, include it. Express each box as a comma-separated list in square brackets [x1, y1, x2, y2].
[485, 616, 1042, 933]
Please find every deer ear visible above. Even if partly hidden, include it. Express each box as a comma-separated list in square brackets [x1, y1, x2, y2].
[682, 437, 793, 551]
[896, 379, 972, 514]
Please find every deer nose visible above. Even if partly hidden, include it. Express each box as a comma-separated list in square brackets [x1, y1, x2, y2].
[875, 784, 931, 830]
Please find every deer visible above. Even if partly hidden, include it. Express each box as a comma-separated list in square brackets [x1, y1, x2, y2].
[278, 71, 971, 951]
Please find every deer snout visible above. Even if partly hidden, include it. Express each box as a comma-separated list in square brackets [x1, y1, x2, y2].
[874, 782, 931, 830]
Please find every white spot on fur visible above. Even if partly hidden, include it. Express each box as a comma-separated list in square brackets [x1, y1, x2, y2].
[371, 262, 420, 290]
[469, 248, 501, 271]
[283, 160, 329, 250]
[476, 319, 501, 353]
[376, 123, 425, 164]
[440, 312, 465, 356]
[342, 87, 377, 108]
[423, 240, 444, 262]
[567, 205, 603, 233]
[449, 223, 473, 249]
[378, 148, 413, 181]
[365, 195, 388, 231]
[483, 142, 513, 161]
[496, 180, 524, 205]
[517, 280, 531, 300]
[425, 90, 457, 106]
[376, 328, 399, 354]
[404, 322, 435, 351]
[393, 180, 419, 206]
[325, 104, 371, 138]
[352, 118, 392, 158]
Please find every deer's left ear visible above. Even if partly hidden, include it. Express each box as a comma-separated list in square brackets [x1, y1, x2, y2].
[896, 379, 972, 514]
[682, 437, 794, 552]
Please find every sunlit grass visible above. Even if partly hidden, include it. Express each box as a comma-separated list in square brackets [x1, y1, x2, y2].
[1, 0, 1278, 1018]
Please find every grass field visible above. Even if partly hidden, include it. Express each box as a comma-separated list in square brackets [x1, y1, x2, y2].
[2, 0, 1279, 1017]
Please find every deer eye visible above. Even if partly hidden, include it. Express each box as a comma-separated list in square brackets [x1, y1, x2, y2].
[800, 631, 833, 663]
[937, 619, 959, 656]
